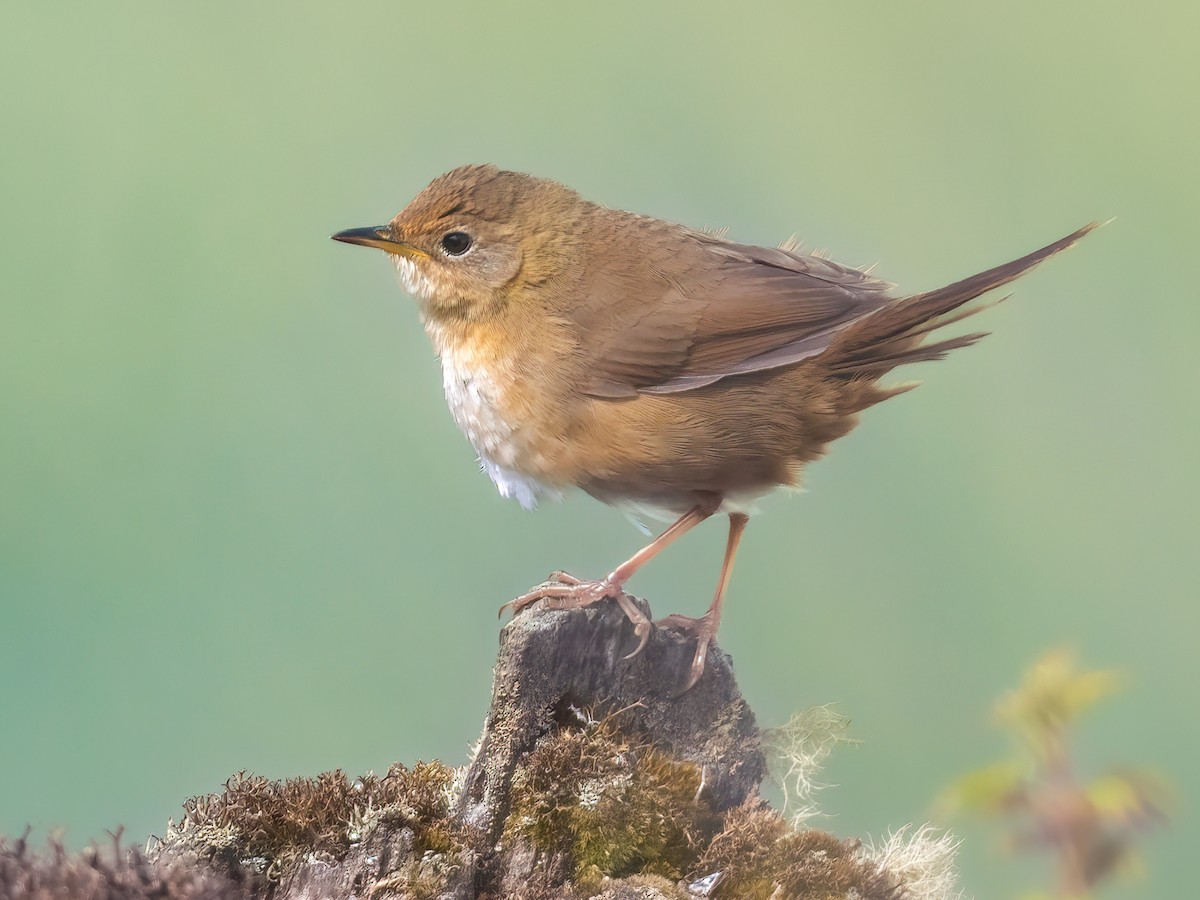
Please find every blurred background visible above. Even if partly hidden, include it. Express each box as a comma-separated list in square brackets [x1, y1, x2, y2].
[1, 2, 1195, 896]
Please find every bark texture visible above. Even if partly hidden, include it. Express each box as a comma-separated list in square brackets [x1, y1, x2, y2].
[456, 599, 766, 842]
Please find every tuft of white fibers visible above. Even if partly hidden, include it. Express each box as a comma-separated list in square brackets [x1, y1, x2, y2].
[763, 705, 857, 824]
[861, 824, 967, 900]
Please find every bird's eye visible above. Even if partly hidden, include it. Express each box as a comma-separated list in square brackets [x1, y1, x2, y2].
[440, 231, 473, 256]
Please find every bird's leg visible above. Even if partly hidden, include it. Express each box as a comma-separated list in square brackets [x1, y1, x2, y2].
[500, 505, 714, 659]
[657, 512, 749, 693]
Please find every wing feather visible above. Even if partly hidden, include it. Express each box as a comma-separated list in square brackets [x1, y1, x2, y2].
[572, 222, 1096, 397]
[575, 228, 893, 397]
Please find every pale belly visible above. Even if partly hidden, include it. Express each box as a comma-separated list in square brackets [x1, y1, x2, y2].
[437, 341, 561, 511]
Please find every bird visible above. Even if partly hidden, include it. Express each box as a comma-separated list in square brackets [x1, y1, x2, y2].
[333, 164, 1095, 692]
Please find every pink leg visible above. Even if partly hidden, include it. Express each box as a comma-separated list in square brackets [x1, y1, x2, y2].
[657, 513, 749, 692]
[500, 505, 714, 659]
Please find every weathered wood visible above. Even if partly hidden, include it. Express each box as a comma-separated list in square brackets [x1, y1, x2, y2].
[455, 598, 766, 842]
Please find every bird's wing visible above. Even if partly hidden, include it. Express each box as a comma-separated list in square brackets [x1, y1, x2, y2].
[573, 230, 895, 398]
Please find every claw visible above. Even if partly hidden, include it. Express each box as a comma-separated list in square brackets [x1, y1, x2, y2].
[613, 592, 653, 660]
[498, 590, 545, 619]
[622, 621, 651, 660]
[679, 638, 711, 694]
[657, 612, 717, 694]
[623, 622, 652, 660]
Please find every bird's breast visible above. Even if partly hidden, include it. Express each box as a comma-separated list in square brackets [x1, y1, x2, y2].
[431, 326, 562, 510]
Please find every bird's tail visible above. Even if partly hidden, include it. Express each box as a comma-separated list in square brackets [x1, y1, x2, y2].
[820, 222, 1099, 378]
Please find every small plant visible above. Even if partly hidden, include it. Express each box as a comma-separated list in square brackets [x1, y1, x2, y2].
[162, 761, 460, 881]
[940, 649, 1168, 897]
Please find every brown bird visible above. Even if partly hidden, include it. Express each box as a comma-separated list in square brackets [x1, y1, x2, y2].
[333, 165, 1095, 691]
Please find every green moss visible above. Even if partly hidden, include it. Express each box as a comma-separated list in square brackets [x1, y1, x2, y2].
[698, 802, 902, 900]
[504, 717, 722, 885]
[501, 716, 903, 898]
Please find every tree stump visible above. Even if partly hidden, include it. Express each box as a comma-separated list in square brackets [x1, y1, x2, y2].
[1, 596, 960, 899]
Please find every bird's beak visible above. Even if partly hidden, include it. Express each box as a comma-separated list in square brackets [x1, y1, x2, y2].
[330, 226, 429, 259]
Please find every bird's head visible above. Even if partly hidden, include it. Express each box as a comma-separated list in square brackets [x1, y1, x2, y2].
[333, 164, 587, 323]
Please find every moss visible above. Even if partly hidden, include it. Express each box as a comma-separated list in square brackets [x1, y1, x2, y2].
[362, 859, 456, 900]
[601, 873, 694, 898]
[1, 831, 244, 900]
[8, 747, 949, 900]
[175, 760, 459, 877]
[368, 760, 461, 855]
[504, 716, 722, 885]
[501, 715, 904, 898]
[495, 871, 691, 900]
[697, 801, 902, 900]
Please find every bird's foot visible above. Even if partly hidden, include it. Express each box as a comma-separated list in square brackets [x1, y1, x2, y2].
[656, 610, 719, 694]
[499, 571, 652, 660]
[499, 570, 594, 616]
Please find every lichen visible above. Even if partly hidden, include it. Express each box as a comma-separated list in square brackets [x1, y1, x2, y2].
[861, 825, 964, 900]
[764, 705, 856, 824]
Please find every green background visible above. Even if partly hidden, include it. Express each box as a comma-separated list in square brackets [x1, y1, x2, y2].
[2, 3, 1195, 897]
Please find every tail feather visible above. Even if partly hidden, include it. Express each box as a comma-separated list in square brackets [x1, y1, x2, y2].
[823, 222, 1098, 377]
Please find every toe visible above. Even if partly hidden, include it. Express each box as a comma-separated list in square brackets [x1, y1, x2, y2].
[501, 582, 578, 618]
[654, 612, 695, 630]
[498, 597, 524, 619]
